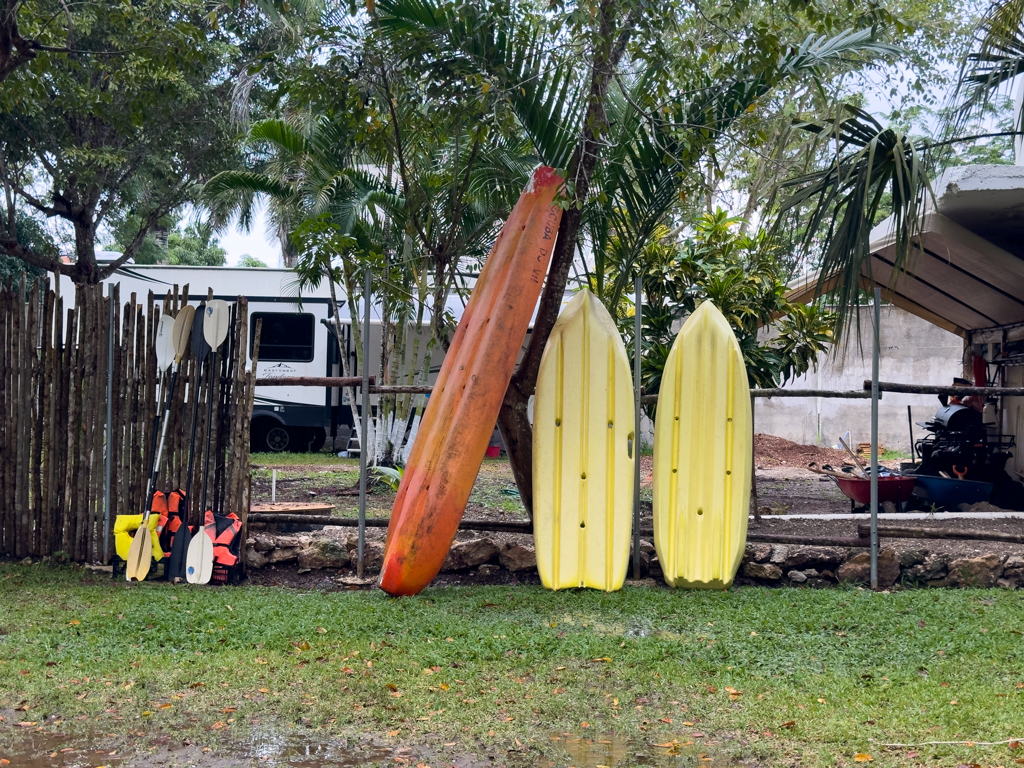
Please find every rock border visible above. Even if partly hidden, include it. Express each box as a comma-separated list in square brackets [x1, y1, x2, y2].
[244, 534, 1023, 590]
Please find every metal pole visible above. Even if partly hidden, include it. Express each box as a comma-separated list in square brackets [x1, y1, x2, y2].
[357, 267, 371, 578]
[632, 274, 642, 580]
[870, 287, 881, 589]
[103, 285, 114, 562]
[907, 405, 916, 462]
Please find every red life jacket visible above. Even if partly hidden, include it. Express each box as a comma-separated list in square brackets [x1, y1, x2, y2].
[158, 490, 187, 557]
[204, 509, 242, 566]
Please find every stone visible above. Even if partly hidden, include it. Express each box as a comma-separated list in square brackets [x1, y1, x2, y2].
[349, 542, 384, 572]
[898, 549, 926, 568]
[441, 538, 499, 572]
[968, 501, 1000, 512]
[787, 570, 807, 583]
[926, 577, 951, 588]
[904, 553, 949, 582]
[947, 554, 1004, 588]
[649, 556, 663, 580]
[1002, 555, 1024, 578]
[819, 569, 835, 581]
[252, 534, 275, 552]
[996, 577, 1018, 590]
[781, 546, 845, 570]
[246, 548, 269, 569]
[637, 550, 651, 578]
[477, 564, 501, 579]
[499, 542, 537, 572]
[298, 539, 351, 571]
[639, 540, 656, 555]
[769, 545, 790, 565]
[743, 562, 783, 581]
[837, 548, 899, 588]
[267, 547, 301, 564]
[344, 533, 359, 552]
[802, 568, 820, 579]
[272, 535, 304, 549]
[745, 543, 772, 563]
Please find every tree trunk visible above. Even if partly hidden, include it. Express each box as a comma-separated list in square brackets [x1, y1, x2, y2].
[498, 0, 635, 517]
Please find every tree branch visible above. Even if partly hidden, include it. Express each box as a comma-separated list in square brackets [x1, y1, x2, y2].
[0, 235, 75, 276]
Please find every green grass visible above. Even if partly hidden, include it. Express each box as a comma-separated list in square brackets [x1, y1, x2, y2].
[2, 565, 1023, 767]
[251, 452, 358, 467]
[879, 449, 912, 461]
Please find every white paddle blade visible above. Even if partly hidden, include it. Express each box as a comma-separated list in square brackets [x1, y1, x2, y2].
[155, 314, 176, 370]
[125, 527, 152, 582]
[202, 300, 230, 351]
[172, 305, 196, 364]
[185, 526, 214, 584]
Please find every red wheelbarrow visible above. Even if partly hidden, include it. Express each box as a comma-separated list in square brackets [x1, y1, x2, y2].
[833, 475, 917, 512]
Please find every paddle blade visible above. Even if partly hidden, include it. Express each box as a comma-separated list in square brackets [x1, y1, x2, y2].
[155, 315, 176, 371]
[125, 527, 152, 582]
[172, 305, 196, 364]
[192, 304, 211, 362]
[185, 526, 214, 584]
[203, 300, 230, 351]
[167, 520, 191, 582]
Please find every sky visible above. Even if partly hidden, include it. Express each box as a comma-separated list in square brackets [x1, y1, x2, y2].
[217, 200, 282, 267]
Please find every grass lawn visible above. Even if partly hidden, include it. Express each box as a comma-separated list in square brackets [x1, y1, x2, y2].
[1, 564, 1023, 767]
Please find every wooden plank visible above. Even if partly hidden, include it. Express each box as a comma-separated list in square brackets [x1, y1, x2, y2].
[250, 502, 336, 515]
[859, 523, 1024, 544]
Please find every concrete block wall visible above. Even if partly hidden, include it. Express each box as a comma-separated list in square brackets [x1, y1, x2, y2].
[754, 306, 965, 454]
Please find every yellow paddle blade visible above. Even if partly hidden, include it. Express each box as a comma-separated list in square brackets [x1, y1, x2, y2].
[124, 527, 152, 582]
[172, 305, 196, 364]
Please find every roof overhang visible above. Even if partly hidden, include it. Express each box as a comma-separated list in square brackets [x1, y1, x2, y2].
[787, 211, 1024, 339]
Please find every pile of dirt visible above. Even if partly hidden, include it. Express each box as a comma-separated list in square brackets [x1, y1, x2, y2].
[754, 433, 852, 469]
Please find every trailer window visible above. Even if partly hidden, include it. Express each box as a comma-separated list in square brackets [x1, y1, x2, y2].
[250, 312, 315, 362]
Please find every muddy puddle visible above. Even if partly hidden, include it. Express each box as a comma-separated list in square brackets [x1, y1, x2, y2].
[538, 732, 739, 768]
[1, 727, 740, 767]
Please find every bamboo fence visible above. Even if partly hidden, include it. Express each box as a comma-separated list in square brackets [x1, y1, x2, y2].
[0, 278, 259, 563]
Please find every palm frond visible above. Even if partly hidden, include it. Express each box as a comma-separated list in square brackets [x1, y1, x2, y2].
[775, 105, 932, 341]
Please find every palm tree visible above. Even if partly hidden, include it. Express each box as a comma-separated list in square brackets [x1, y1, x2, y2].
[376, 0, 903, 512]
[774, 0, 1024, 340]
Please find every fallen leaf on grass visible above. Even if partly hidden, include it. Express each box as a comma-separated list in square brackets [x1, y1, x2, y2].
[592, 657, 612, 663]
[159, 704, 172, 710]
[439, 683, 449, 691]
[221, 707, 236, 713]
[316, 627, 327, 634]
[388, 730, 400, 737]
[210, 721, 226, 730]
[853, 754, 873, 762]
[17, 722, 37, 727]
[660, 718, 672, 723]
[781, 721, 796, 729]
[190, 682, 206, 688]
[1, 759, 10, 765]
[386, 683, 398, 692]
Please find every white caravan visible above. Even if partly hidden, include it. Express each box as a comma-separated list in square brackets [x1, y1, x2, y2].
[92, 264, 444, 453]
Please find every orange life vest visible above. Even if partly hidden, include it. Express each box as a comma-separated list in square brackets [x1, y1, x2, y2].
[204, 509, 242, 566]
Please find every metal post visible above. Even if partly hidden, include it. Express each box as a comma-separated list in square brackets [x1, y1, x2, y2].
[632, 274, 642, 580]
[103, 285, 114, 562]
[907, 406, 916, 462]
[357, 267, 371, 578]
[870, 287, 881, 589]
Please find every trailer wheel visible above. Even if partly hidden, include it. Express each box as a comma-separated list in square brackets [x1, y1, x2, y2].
[252, 418, 291, 453]
[265, 425, 291, 452]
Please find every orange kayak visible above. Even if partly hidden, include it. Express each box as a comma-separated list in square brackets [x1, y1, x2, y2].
[380, 166, 564, 596]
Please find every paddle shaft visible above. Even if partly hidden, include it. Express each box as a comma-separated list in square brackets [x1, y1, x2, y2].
[141, 371, 169, 518]
[200, 348, 218, 516]
[182, 356, 206, 526]
[150, 366, 181, 499]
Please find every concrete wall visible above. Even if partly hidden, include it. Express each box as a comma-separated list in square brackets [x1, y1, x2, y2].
[755, 306, 965, 454]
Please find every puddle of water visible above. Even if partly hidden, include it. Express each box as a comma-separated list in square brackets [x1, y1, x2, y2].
[246, 729, 396, 767]
[535, 732, 737, 768]
[0, 729, 125, 768]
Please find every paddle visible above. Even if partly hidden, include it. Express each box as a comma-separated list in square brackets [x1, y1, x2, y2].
[170, 305, 209, 582]
[186, 299, 230, 585]
[158, 305, 195, 581]
[125, 313, 177, 582]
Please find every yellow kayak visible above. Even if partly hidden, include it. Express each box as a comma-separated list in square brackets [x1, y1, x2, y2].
[653, 301, 751, 588]
[533, 289, 634, 591]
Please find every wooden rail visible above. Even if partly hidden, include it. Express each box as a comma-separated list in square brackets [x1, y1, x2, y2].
[864, 380, 1024, 398]
[248, 513, 870, 547]
[859, 523, 1024, 544]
